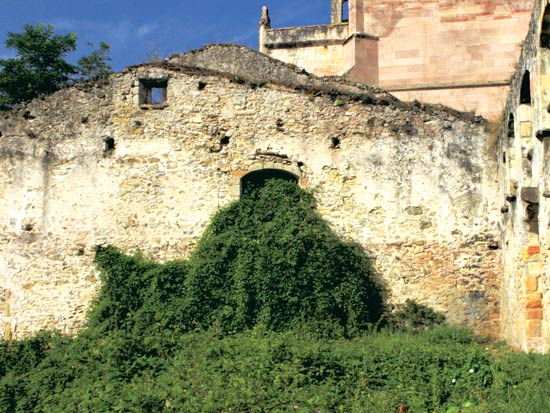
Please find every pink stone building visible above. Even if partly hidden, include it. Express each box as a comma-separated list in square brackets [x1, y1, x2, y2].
[259, 0, 534, 118]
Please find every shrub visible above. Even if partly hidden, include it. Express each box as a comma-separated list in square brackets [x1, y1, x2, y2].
[182, 179, 384, 336]
[389, 299, 446, 331]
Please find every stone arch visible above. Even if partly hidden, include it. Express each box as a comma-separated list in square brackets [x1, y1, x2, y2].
[240, 168, 299, 196]
[229, 162, 303, 199]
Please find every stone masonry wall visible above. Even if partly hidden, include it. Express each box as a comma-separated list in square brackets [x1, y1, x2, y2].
[0, 46, 501, 339]
[498, 0, 550, 352]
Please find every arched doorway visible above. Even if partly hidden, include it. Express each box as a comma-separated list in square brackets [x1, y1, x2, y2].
[240, 168, 299, 196]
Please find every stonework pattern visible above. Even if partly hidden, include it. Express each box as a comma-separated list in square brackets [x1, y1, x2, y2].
[0, 47, 501, 339]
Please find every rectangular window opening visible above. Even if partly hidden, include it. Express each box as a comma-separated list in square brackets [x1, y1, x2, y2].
[139, 79, 168, 108]
[342, 0, 349, 22]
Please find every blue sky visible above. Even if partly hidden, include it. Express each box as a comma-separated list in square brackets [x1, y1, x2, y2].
[0, 0, 329, 71]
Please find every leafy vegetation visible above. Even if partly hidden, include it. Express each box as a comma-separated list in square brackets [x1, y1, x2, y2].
[90, 179, 383, 338]
[0, 178, 549, 412]
[0, 23, 112, 110]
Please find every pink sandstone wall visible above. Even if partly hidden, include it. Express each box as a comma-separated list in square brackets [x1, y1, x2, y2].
[391, 84, 510, 119]
[362, 1, 532, 85]
[361, 0, 532, 116]
[261, 0, 534, 117]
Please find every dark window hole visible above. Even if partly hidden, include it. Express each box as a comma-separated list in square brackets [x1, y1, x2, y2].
[507, 114, 514, 139]
[220, 136, 230, 146]
[331, 137, 341, 149]
[520, 71, 531, 105]
[104, 137, 115, 152]
[541, 4, 550, 48]
[198, 81, 207, 91]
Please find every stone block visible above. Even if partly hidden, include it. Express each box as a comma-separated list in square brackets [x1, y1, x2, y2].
[526, 308, 543, 320]
[3, 323, 12, 342]
[519, 121, 532, 138]
[230, 170, 247, 178]
[518, 105, 532, 121]
[524, 276, 538, 294]
[489, 312, 500, 320]
[526, 319, 542, 337]
[528, 262, 542, 276]
[520, 187, 539, 204]
[526, 292, 543, 309]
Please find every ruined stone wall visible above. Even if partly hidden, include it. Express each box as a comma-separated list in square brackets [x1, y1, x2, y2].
[0, 47, 501, 340]
[498, 0, 550, 352]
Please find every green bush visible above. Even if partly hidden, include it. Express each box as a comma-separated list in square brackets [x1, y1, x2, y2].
[88, 179, 383, 339]
[182, 179, 383, 336]
[390, 299, 446, 331]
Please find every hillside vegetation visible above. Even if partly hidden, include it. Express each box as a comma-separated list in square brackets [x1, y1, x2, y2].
[1, 179, 550, 412]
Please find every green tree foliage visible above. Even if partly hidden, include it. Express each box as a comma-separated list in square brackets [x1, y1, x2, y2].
[77, 42, 112, 80]
[0, 24, 112, 110]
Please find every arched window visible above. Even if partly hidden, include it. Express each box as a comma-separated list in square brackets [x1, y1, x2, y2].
[541, 3, 550, 48]
[520, 71, 531, 105]
[240, 169, 299, 196]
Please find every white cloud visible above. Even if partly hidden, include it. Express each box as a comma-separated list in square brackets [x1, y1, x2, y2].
[136, 23, 158, 39]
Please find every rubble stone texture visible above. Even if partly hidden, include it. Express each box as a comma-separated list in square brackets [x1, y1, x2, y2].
[0, 46, 501, 340]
